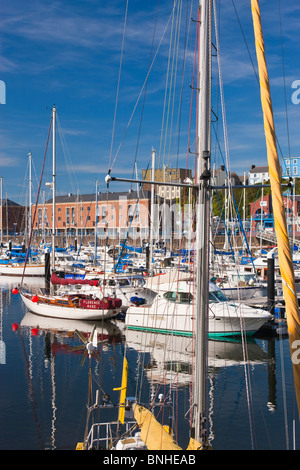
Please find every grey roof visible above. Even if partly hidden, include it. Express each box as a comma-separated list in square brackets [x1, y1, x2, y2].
[249, 166, 269, 174]
[0, 198, 22, 207]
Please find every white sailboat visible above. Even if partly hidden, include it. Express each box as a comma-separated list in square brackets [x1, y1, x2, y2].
[77, 0, 300, 451]
[79, 0, 221, 450]
[0, 154, 45, 277]
[17, 107, 123, 321]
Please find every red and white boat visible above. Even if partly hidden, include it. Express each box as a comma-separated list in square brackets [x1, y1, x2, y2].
[18, 274, 123, 321]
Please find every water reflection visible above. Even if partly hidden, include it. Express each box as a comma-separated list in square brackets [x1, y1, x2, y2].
[2, 287, 289, 450]
[125, 329, 269, 386]
[15, 312, 124, 449]
[20, 313, 123, 345]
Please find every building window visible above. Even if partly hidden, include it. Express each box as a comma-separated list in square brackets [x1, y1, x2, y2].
[293, 159, 298, 165]
[66, 208, 70, 225]
[286, 159, 290, 166]
[293, 166, 298, 175]
[287, 167, 290, 175]
[38, 209, 42, 225]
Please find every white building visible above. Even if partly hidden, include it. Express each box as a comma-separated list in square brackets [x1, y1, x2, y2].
[248, 165, 269, 185]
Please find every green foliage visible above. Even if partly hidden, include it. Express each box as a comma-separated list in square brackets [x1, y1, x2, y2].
[213, 180, 276, 218]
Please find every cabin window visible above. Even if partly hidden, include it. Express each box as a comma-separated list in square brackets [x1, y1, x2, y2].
[163, 291, 193, 303]
[209, 290, 228, 303]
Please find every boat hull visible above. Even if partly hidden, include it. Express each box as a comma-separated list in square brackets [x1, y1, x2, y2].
[0, 264, 45, 276]
[125, 300, 271, 338]
[221, 285, 267, 301]
[20, 292, 119, 321]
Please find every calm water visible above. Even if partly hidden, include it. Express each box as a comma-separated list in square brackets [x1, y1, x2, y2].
[0, 277, 299, 450]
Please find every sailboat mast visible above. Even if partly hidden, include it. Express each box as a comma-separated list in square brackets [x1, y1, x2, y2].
[149, 148, 155, 273]
[28, 152, 32, 241]
[95, 179, 98, 265]
[192, 0, 212, 445]
[52, 106, 56, 271]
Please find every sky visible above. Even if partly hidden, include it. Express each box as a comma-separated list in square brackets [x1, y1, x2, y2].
[1, 0, 300, 205]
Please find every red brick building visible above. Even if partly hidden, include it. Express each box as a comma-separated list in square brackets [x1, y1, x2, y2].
[32, 191, 152, 241]
[250, 193, 300, 237]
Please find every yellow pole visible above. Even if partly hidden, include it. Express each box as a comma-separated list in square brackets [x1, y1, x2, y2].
[113, 357, 128, 424]
[251, 0, 300, 416]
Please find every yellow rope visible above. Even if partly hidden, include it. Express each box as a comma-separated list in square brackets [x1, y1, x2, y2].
[251, 0, 300, 416]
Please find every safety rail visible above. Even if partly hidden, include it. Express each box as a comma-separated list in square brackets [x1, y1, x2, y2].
[85, 420, 137, 450]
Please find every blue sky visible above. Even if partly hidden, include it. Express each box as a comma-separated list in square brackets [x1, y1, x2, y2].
[1, 0, 300, 204]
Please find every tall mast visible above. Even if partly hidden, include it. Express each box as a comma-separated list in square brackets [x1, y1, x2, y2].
[149, 148, 155, 273]
[95, 180, 98, 265]
[52, 106, 56, 271]
[28, 152, 32, 241]
[192, 0, 212, 445]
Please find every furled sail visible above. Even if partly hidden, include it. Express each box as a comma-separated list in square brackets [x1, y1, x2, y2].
[251, 0, 300, 415]
[133, 404, 182, 450]
[133, 404, 202, 450]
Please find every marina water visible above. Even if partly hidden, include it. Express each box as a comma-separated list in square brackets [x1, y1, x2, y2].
[0, 277, 299, 450]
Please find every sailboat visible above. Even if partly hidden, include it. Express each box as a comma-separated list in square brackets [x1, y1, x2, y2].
[77, 0, 215, 450]
[16, 107, 123, 321]
[0, 154, 45, 277]
[77, 0, 300, 451]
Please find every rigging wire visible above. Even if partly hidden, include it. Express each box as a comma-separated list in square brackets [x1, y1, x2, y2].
[21, 115, 53, 287]
[109, 0, 129, 172]
[278, 0, 291, 159]
[109, 1, 178, 172]
[56, 114, 79, 197]
[130, 0, 160, 186]
[175, 0, 193, 169]
[213, 0, 255, 448]
[231, 0, 286, 168]
[277, 0, 293, 448]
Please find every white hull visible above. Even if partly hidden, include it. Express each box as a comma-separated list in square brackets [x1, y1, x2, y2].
[20, 292, 119, 321]
[125, 298, 271, 338]
[20, 312, 123, 338]
[221, 285, 267, 301]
